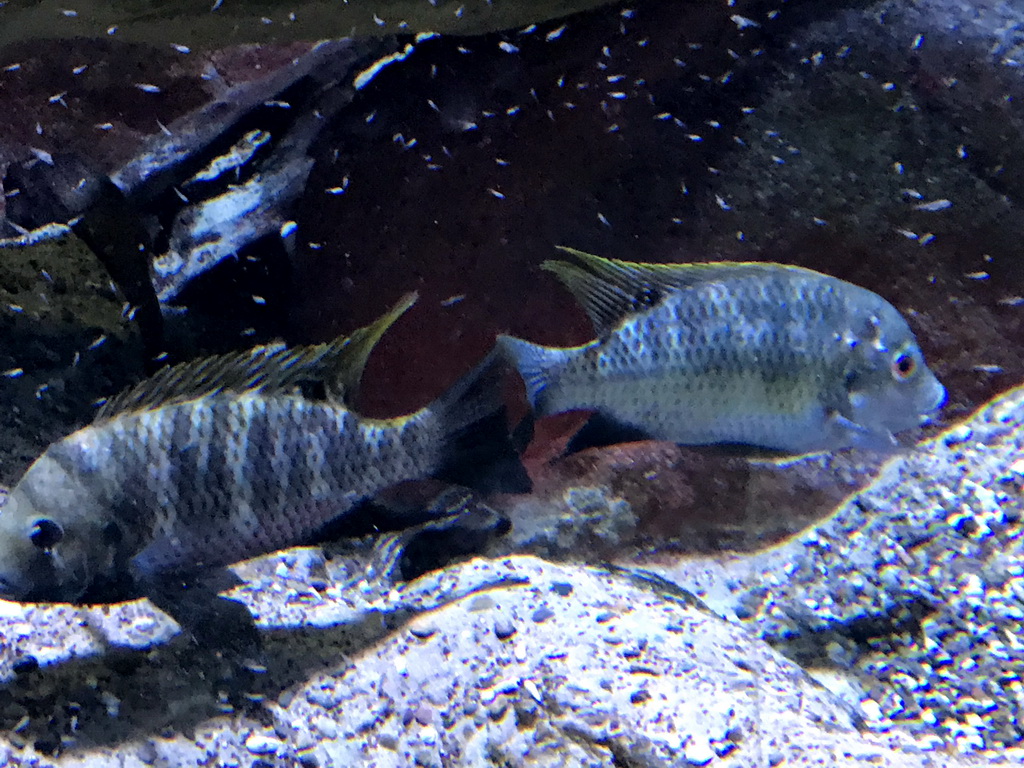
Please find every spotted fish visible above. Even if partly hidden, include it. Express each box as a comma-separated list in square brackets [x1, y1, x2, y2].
[0, 294, 529, 607]
[498, 247, 946, 455]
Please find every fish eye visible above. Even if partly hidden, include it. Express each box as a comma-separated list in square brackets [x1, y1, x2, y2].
[29, 519, 63, 550]
[891, 351, 917, 380]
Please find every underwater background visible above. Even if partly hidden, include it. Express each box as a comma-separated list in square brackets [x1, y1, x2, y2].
[2, 0, 1024, 765]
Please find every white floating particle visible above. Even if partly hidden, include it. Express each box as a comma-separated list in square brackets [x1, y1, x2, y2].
[964, 271, 989, 280]
[687, 134, 703, 142]
[107, 25, 118, 35]
[957, 145, 968, 159]
[653, 112, 671, 120]
[61, 8, 78, 17]
[893, 162, 904, 174]
[171, 43, 191, 54]
[440, 294, 465, 307]
[546, 25, 566, 42]
[607, 74, 625, 83]
[608, 91, 626, 99]
[911, 34, 924, 50]
[48, 91, 67, 104]
[2, 368, 24, 378]
[87, 334, 107, 350]
[895, 228, 918, 240]
[35, 384, 49, 399]
[8, 304, 22, 312]
[812, 217, 827, 225]
[135, 83, 161, 93]
[919, 233, 935, 245]
[495, 158, 510, 166]
[3, 63, 21, 72]
[810, 51, 824, 66]
[280, 221, 297, 238]
[487, 188, 505, 199]
[598, 212, 611, 227]
[499, 41, 519, 54]
[973, 364, 1003, 373]
[914, 198, 952, 212]
[373, 13, 385, 26]
[72, 65, 87, 75]
[715, 195, 731, 211]
[506, 105, 520, 115]
[520, 24, 537, 34]
[730, 14, 759, 29]
[997, 296, 1024, 306]
[882, 82, 896, 91]
[252, 295, 266, 305]
[325, 186, 347, 195]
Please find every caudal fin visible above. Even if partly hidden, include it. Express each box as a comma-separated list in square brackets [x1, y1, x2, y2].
[431, 350, 532, 494]
[495, 334, 571, 416]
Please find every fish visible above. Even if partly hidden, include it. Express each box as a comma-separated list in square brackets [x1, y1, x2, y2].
[498, 247, 946, 456]
[0, 293, 530, 608]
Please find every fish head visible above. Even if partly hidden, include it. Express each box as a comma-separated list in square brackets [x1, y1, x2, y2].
[0, 453, 121, 604]
[837, 302, 946, 446]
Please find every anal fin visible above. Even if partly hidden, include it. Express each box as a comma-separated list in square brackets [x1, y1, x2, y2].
[565, 412, 654, 455]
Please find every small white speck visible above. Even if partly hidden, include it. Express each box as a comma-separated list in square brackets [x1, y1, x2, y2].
[810, 51, 824, 66]
[487, 188, 505, 199]
[812, 217, 827, 226]
[546, 25, 566, 42]
[7, 304, 23, 312]
[911, 34, 924, 50]
[715, 195, 731, 211]
[87, 334, 107, 350]
[61, 8, 78, 17]
[171, 43, 191, 54]
[997, 296, 1024, 306]
[252, 295, 266, 305]
[135, 83, 161, 93]
[964, 271, 989, 280]
[2, 368, 24, 378]
[882, 82, 895, 91]
[499, 41, 519, 54]
[107, 25, 118, 35]
[919, 233, 935, 245]
[440, 294, 465, 307]
[598, 212, 611, 227]
[373, 13, 385, 26]
[280, 221, 297, 238]
[687, 134, 703, 142]
[973, 364, 1003, 373]
[608, 91, 627, 99]
[914, 199, 952, 212]
[72, 65, 87, 75]
[892, 162, 904, 174]
[730, 14, 759, 29]
[956, 144, 968, 159]
[895, 228, 918, 240]
[3, 63, 21, 72]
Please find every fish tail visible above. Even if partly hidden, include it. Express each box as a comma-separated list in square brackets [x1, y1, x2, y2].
[431, 350, 532, 494]
[495, 334, 566, 416]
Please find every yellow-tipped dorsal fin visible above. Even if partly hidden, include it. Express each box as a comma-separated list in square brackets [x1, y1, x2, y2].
[546, 246, 823, 336]
[95, 293, 417, 420]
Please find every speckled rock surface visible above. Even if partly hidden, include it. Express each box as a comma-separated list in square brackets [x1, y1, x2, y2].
[0, 554, 1005, 768]
[656, 384, 1024, 754]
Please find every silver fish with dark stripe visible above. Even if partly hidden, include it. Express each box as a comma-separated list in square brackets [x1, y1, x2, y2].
[0, 294, 528, 605]
[499, 248, 946, 455]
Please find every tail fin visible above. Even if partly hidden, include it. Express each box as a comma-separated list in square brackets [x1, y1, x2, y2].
[431, 350, 532, 494]
[495, 334, 570, 416]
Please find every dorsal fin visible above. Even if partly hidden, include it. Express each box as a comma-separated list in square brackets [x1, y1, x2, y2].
[546, 246, 821, 336]
[95, 293, 417, 421]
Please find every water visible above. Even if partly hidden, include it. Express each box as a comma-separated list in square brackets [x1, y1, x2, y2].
[1, 0, 1023, 764]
